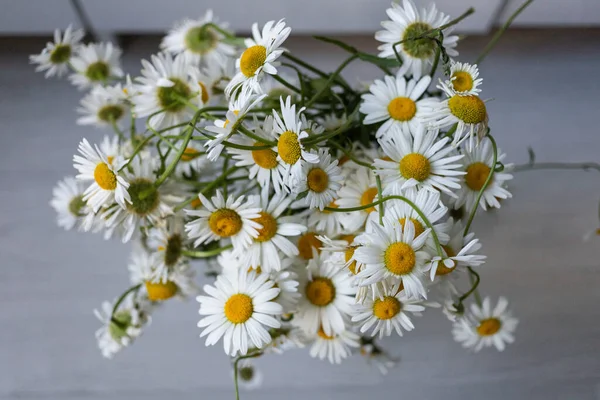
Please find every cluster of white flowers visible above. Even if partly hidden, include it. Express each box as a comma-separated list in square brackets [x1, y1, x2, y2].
[39, 0, 526, 390]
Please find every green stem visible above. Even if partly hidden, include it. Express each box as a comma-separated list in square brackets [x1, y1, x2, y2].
[305, 54, 359, 108]
[182, 246, 233, 258]
[272, 74, 302, 94]
[111, 284, 142, 323]
[455, 267, 481, 308]
[328, 140, 373, 169]
[233, 352, 263, 400]
[375, 175, 384, 225]
[282, 52, 330, 79]
[118, 134, 155, 172]
[174, 166, 242, 211]
[238, 125, 277, 146]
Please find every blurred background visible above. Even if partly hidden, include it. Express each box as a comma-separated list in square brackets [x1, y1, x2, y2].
[2, 0, 600, 399]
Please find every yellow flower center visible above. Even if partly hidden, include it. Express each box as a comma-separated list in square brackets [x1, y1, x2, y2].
[181, 147, 201, 162]
[307, 168, 329, 193]
[305, 277, 336, 307]
[465, 162, 491, 191]
[252, 211, 278, 242]
[345, 247, 358, 275]
[251, 142, 278, 169]
[340, 234, 355, 244]
[451, 71, 474, 93]
[297, 232, 321, 260]
[190, 197, 202, 209]
[476, 318, 502, 336]
[435, 245, 456, 276]
[317, 326, 334, 340]
[384, 242, 416, 276]
[145, 280, 178, 301]
[387, 97, 417, 121]
[240, 45, 267, 78]
[277, 131, 301, 165]
[224, 293, 254, 324]
[94, 162, 117, 190]
[399, 153, 430, 181]
[372, 296, 402, 320]
[448, 95, 487, 124]
[199, 81, 210, 104]
[399, 217, 425, 238]
[208, 208, 243, 238]
[360, 187, 379, 213]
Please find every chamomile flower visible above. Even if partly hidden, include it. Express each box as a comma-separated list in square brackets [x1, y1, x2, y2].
[319, 113, 349, 131]
[318, 235, 365, 276]
[360, 343, 397, 375]
[272, 96, 320, 187]
[132, 52, 204, 131]
[454, 138, 513, 212]
[197, 270, 283, 356]
[50, 176, 87, 230]
[374, 125, 464, 197]
[185, 190, 261, 251]
[375, 0, 459, 79]
[160, 10, 236, 66]
[226, 19, 291, 95]
[269, 266, 301, 314]
[73, 138, 130, 212]
[337, 168, 379, 228]
[452, 297, 518, 352]
[360, 74, 437, 139]
[147, 217, 189, 282]
[295, 148, 343, 210]
[77, 83, 129, 129]
[169, 141, 209, 177]
[309, 325, 360, 364]
[267, 325, 307, 354]
[352, 286, 432, 338]
[228, 116, 286, 193]
[204, 86, 266, 161]
[294, 252, 356, 336]
[30, 25, 84, 78]
[306, 201, 355, 237]
[69, 42, 124, 89]
[191, 59, 232, 106]
[234, 359, 263, 390]
[235, 193, 306, 272]
[296, 231, 325, 260]
[442, 61, 482, 96]
[354, 217, 431, 299]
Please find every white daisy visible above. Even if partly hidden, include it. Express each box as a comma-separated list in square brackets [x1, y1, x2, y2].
[235, 359, 263, 391]
[235, 192, 306, 273]
[226, 19, 291, 95]
[352, 285, 433, 338]
[454, 138, 513, 212]
[374, 125, 464, 197]
[360, 73, 437, 139]
[73, 138, 130, 212]
[190, 59, 233, 106]
[309, 325, 360, 364]
[306, 201, 355, 237]
[266, 325, 307, 354]
[375, 0, 459, 79]
[293, 251, 356, 336]
[77, 83, 130, 129]
[337, 167, 380, 228]
[452, 297, 518, 352]
[169, 141, 209, 177]
[69, 42, 124, 89]
[197, 270, 283, 356]
[50, 176, 88, 230]
[294, 148, 343, 211]
[269, 266, 301, 314]
[204, 85, 266, 161]
[296, 231, 325, 261]
[442, 61, 483, 96]
[354, 216, 432, 299]
[272, 96, 320, 188]
[147, 216, 189, 283]
[318, 235, 365, 276]
[360, 343, 397, 375]
[184, 190, 261, 251]
[30, 25, 84, 78]
[160, 10, 236, 66]
[132, 52, 204, 131]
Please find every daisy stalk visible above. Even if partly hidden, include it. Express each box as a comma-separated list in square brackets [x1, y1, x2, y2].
[233, 351, 263, 400]
[110, 284, 142, 326]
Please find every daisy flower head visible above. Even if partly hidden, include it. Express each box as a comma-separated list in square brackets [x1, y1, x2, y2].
[375, 0, 459, 79]
[295, 148, 343, 210]
[337, 167, 380, 228]
[73, 138, 130, 212]
[30, 24, 84, 78]
[272, 96, 320, 188]
[228, 116, 287, 193]
[352, 285, 433, 338]
[318, 235, 366, 277]
[452, 297, 518, 352]
[235, 192, 306, 273]
[354, 216, 432, 299]
[77, 83, 130, 129]
[309, 325, 360, 364]
[442, 61, 482, 96]
[454, 137, 513, 212]
[169, 141, 209, 177]
[306, 200, 357, 237]
[374, 125, 465, 197]
[190, 59, 233, 106]
[197, 270, 283, 356]
[147, 216, 189, 283]
[160, 10, 236, 66]
[204, 85, 266, 161]
[359, 73, 437, 139]
[69, 42, 124, 89]
[266, 325, 307, 354]
[296, 231, 325, 261]
[132, 52, 204, 131]
[185, 190, 261, 251]
[226, 19, 291, 96]
[234, 359, 263, 391]
[50, 176, 88, 231]
[293, 251, 356, 336]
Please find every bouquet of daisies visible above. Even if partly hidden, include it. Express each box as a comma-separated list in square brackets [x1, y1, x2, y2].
[35, 0, 538, 392]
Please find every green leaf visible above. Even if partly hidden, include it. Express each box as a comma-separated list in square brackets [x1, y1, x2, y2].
[295, 190, 309, 201]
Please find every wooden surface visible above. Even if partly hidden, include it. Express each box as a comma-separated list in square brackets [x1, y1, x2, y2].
[1, 30, 600, 399]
